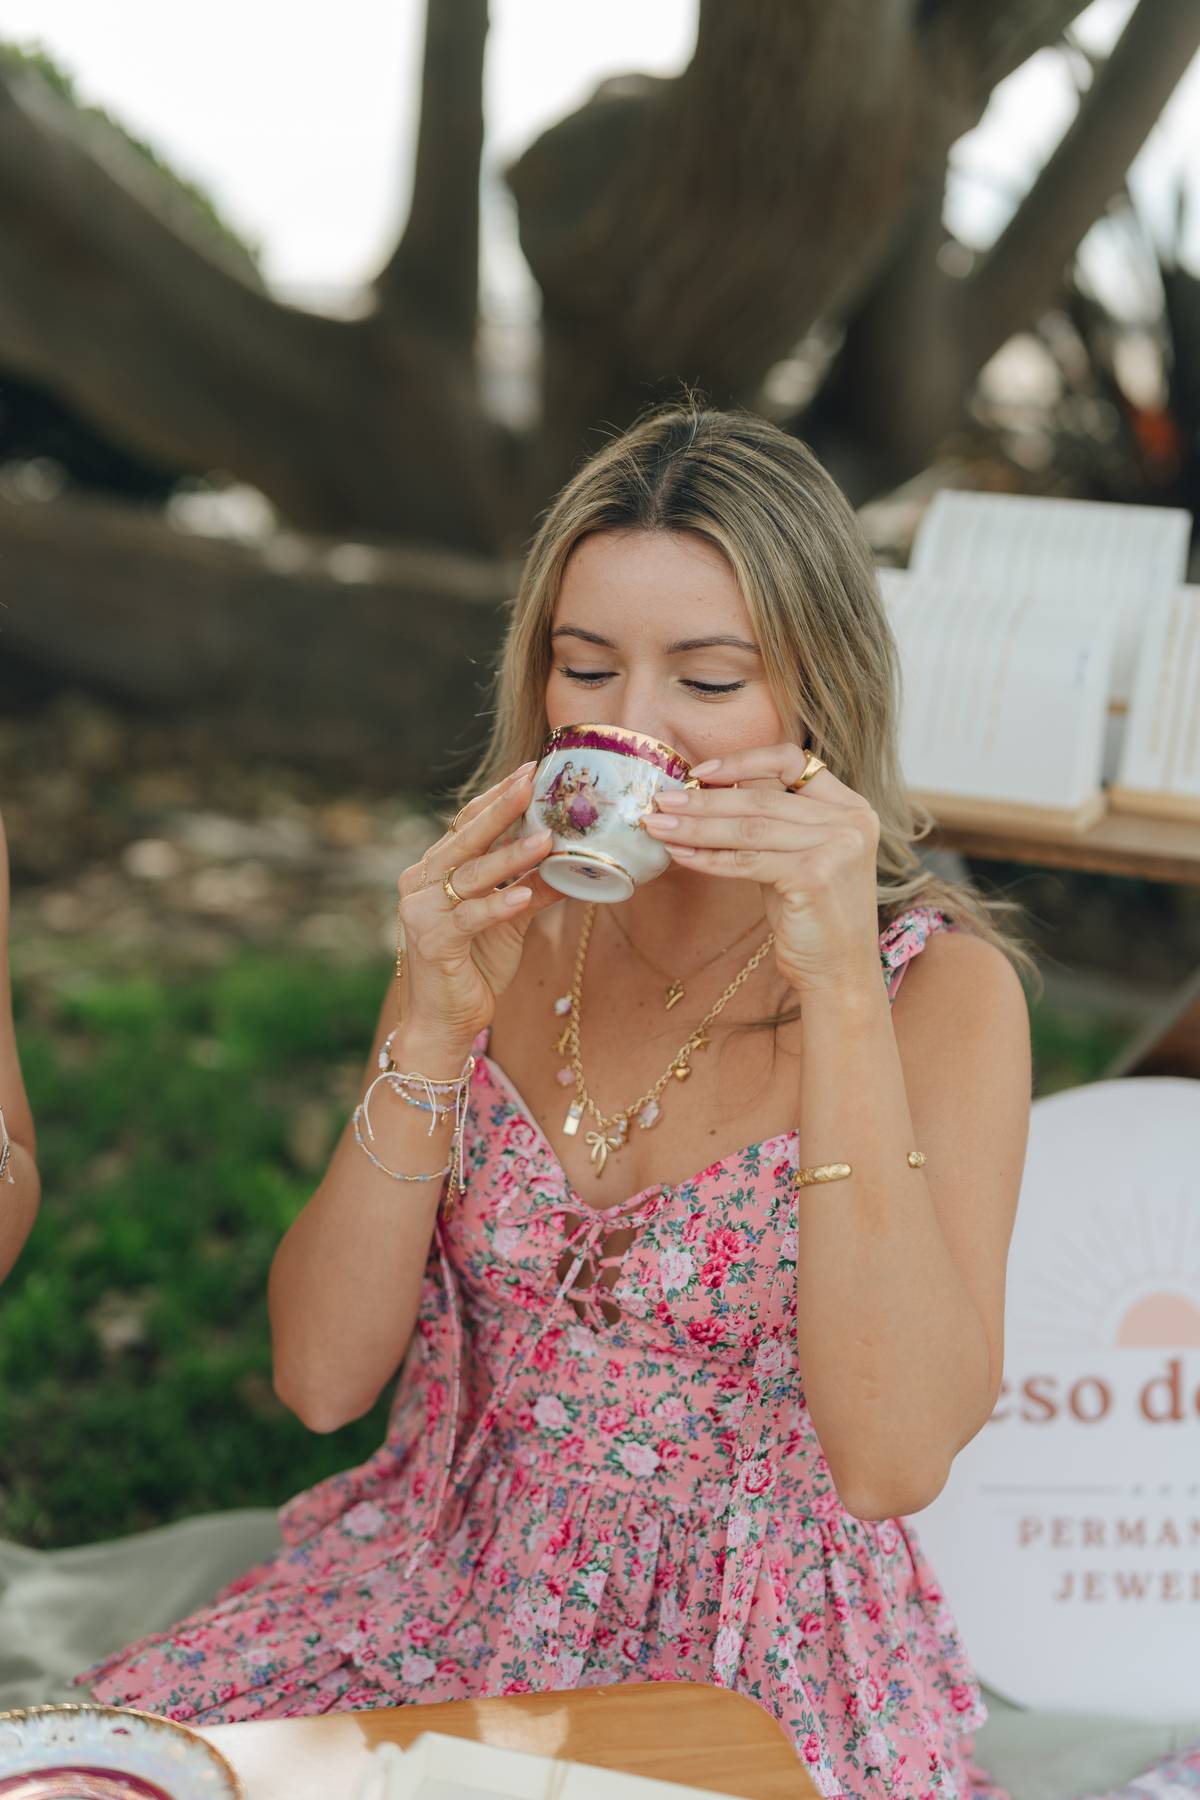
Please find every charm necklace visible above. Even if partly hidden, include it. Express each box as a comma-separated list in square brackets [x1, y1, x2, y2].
[550, 902, 776, 1176]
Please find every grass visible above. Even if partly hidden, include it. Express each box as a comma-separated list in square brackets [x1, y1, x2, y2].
[2, 949, 394, 1548]
[0, 946, 1139, 1548]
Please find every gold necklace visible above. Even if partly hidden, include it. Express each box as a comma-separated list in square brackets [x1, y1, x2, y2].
[606, 905, 767, 1009]
[553, 902, 777, 1176]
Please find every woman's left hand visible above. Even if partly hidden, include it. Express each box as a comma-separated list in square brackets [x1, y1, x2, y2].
[643, 742, 882, 999]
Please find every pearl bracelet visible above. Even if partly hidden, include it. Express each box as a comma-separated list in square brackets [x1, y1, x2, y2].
[795, 1150, 925, 1188]
[377, 1028, 470, 1118]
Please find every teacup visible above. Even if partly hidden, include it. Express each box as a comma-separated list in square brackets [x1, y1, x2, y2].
[521, 722, 703, 903]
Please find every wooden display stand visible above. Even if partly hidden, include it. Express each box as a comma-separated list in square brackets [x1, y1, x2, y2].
[922, 803, 1200, 1081]
[198, 1680, 815, 1800]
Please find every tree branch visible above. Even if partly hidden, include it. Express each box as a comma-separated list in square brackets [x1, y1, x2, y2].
[926, 0, 1093, 98]
[966, 0, 1200, 370]
[375, 0, 489, 343]
[0, 62, 505, 547]
[0, 65, 336, 484]
[0, 492, 512, 777]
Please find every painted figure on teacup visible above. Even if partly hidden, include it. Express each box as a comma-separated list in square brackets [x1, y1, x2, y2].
[540, 760, 604, 836]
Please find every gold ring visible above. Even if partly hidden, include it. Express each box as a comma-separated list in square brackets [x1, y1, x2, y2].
[442, 866, 467, 906]
[786, 748, 827, 793]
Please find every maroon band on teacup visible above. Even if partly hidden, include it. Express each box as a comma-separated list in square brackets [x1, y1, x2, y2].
[543, 722, 694, 783]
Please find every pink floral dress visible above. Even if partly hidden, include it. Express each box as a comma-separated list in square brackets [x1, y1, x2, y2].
[80, 905, 1008, 1800]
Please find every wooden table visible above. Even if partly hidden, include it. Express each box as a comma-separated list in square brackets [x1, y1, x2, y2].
[197, 1680, 816, 1800]
[925, 807, 1200, 1080]
[924, 806, 1200, 888]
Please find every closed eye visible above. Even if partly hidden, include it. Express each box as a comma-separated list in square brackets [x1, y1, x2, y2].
[560, 668, 745, 696]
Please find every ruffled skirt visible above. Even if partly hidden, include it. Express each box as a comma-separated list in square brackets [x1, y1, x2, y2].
[80, 1451, 1008, 1800]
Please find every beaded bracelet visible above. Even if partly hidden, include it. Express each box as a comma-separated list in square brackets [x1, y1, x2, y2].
[795, 1150, 925, 1188]
[350, 1050, 476, 1209]
[376, 1027, 467, 1120]
[0, 1104, 14, 1186]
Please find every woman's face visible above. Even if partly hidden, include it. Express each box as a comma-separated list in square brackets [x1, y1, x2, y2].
[546, 529, 788, 768]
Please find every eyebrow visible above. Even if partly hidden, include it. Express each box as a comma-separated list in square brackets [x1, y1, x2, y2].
[551, 625, 762, 655]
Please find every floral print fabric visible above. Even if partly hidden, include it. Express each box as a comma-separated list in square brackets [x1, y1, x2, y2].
[79, 905, 1008, 1800]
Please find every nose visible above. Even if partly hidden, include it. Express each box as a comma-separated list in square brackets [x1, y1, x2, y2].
[613, 679, 691, 761]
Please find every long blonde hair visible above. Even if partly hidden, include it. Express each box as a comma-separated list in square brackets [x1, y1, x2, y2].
[441, 399, 1043, 1030]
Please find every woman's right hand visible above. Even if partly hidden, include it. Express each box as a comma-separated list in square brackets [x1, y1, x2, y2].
[395, 761, 563, 1052]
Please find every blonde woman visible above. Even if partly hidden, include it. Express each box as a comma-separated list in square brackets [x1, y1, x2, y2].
[80, 404, 1033, 1800]
[0, 807, 39, 1285]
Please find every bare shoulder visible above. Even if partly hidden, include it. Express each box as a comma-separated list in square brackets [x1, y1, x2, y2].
[890, 924, 1026, 1038]
[889, 926, 1033, 1430]
[889, 929, 1033, 1185]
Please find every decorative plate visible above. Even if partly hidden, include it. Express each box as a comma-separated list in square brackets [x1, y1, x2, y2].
[0, 1705, 243, 1799]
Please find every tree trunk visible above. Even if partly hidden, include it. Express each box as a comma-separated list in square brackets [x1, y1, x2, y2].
[506, 1, 978, 498]
[509, 0, 1200, 504]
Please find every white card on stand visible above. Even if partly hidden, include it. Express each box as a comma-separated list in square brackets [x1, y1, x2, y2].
[909, 490, 1191, 715]
[1110, 585, 1200, 821]
[878, 565, 1116, 822]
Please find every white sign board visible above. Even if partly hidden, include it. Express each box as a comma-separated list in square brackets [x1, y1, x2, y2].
[902, 1078, 1200, 1719]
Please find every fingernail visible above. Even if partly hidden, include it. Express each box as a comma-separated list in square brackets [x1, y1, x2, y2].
[516, 759, 538, 775]
[690, 759, 720, 776]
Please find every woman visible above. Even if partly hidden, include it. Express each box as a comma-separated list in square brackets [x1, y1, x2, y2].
[0, 806, 40, 1284]
[79, 404, 1035, 1800]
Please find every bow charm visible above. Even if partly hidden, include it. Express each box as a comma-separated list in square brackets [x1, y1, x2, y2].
[584, 1125, 626, 1172]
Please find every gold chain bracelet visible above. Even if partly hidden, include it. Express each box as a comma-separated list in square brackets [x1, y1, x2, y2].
[795, 1150, 925, 1188]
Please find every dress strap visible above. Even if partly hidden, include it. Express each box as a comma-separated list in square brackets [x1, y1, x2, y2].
[879, 905, 958, 1004]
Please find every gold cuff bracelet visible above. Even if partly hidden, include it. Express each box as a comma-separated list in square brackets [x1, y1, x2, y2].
[795, 1150, 925, 1188]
